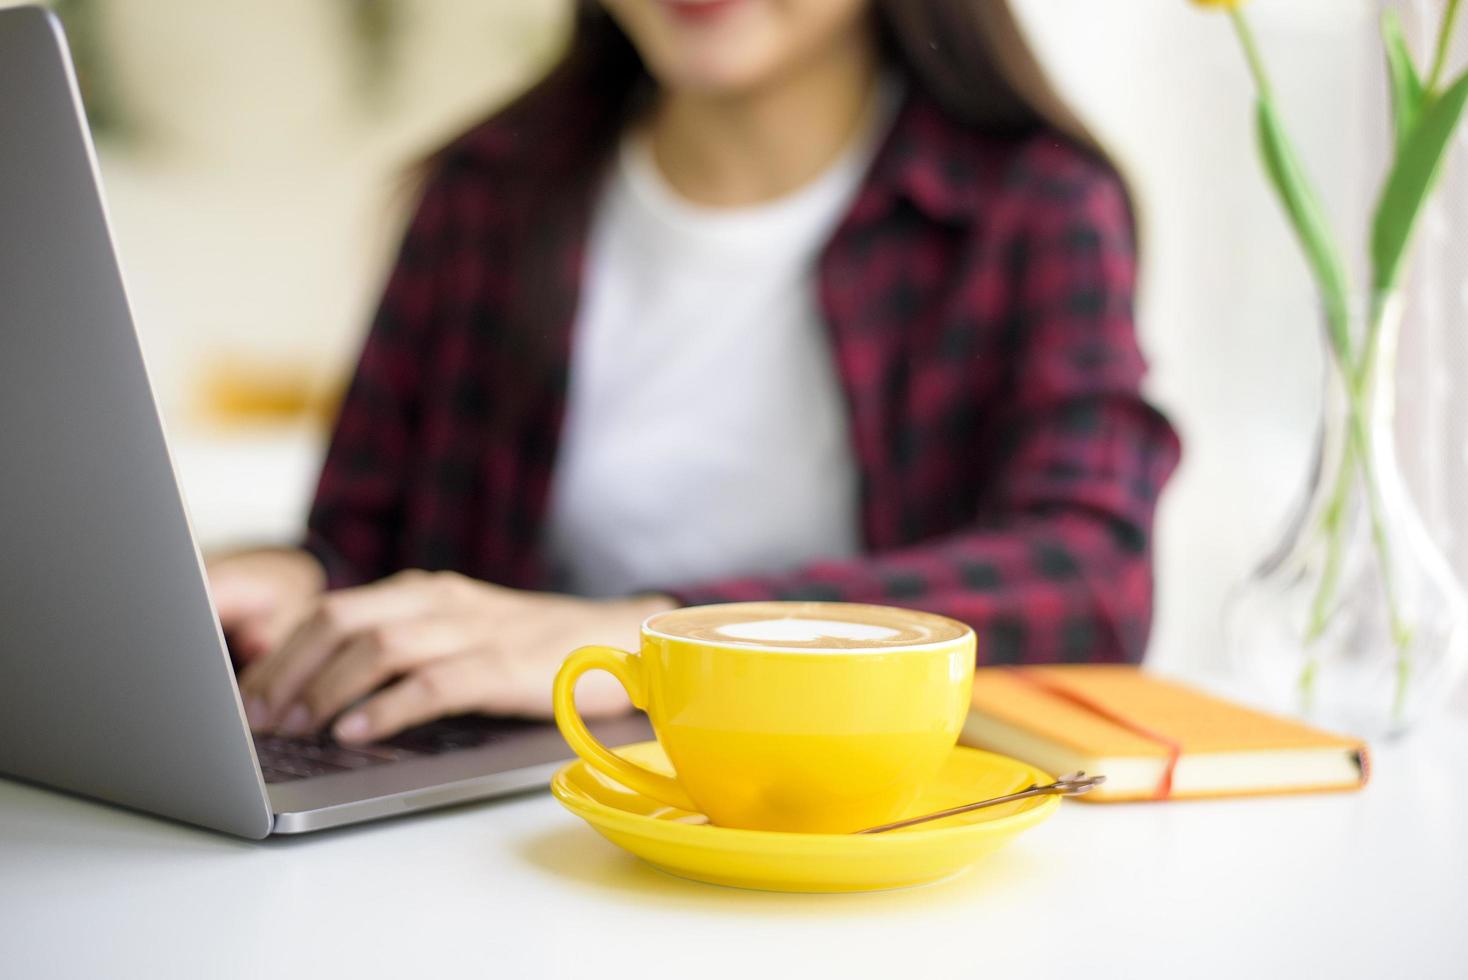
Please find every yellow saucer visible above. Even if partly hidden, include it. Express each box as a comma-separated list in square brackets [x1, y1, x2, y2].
[550, 741, 1059, 893]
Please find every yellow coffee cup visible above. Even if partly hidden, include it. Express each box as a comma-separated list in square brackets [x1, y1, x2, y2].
[553, 601, 976, 834]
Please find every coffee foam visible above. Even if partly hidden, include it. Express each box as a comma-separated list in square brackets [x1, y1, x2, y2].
[647, 602, 969, 651]
[715, 619, 902, 644]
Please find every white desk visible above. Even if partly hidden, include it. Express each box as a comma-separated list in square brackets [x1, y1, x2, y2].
[2, 721, 1465, 980]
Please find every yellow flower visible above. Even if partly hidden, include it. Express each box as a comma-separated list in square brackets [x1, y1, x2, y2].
[1191, 0, 1246, 7]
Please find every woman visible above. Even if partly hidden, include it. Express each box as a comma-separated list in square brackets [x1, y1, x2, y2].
[212, 0, 1180, 745]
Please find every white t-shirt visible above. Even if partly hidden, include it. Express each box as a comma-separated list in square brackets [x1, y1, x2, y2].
[546, 94, 896, 597]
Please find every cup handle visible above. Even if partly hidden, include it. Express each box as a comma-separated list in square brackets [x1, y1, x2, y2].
[553, 645, 697, 812]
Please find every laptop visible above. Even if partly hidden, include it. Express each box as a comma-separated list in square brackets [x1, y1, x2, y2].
[0, 6, 649, 838]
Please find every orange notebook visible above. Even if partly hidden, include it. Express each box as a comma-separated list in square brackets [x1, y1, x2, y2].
[961, 665, 1370, 802]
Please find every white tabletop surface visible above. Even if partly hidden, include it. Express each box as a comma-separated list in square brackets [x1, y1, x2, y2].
[2, 718, 1465, 980]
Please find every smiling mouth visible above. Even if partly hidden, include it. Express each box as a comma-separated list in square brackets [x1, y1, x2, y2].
[657, 0, 748, 25]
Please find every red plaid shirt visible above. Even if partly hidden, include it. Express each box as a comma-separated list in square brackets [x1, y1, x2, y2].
[305, 81, 1181, 666]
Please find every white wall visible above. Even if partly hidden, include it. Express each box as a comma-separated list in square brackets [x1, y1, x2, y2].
[88, 0, 570, 410]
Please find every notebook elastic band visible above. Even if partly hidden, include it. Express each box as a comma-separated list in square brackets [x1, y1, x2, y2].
[1007, 667, 1182, 800]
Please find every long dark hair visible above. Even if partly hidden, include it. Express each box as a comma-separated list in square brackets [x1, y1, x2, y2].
[502, 0, 1103, 179]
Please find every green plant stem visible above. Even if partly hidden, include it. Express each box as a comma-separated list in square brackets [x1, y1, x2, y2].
[1345, 354, 1416, 730]
[1393, 649, 1412, 726]
[1304, 435, 1356, 645]
[1298, 657, 1319, 713]
[1230, 9, 1274, 101]
[1301, 381, 1412, 709]
[1427, 0, 1463, 93]
[1232, 5, 1353, 368]
[1301, 330, 1365, 697]
[1354, 294, 1388, 393]
[1346, 408, 1411, 654]
[1301, 310, 1413, 721]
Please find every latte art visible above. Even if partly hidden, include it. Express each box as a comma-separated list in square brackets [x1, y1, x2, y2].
[648, 601, 969, 651]
[715, 619, 902, 644]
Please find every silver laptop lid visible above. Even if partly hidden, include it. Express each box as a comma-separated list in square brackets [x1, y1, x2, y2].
[0, 6, 273, 838]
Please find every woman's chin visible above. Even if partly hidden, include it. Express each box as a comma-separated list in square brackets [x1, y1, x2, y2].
[645, 49, 788, 100]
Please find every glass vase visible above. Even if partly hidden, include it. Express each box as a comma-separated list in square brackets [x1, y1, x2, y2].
[1227, 295, 1468, 738]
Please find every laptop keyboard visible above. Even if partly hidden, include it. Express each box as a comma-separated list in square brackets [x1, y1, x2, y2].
[252, 715, 538, 784]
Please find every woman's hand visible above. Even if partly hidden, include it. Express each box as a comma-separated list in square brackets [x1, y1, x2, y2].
[206, 548, 326, 664]
[236, 570, 672, 743]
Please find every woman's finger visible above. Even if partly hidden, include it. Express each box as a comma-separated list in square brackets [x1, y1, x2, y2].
[206, 566, 277, 631]
[230, 598, 312, 664]
[238, 571, 439, 729]
[229, 624, 273, 664]
[332, 654, 497, 744]
[297, 616, 476, 729]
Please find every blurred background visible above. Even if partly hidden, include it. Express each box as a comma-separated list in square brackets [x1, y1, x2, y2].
[3, 0, 1463, 681]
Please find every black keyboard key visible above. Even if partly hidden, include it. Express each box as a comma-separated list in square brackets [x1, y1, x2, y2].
[318, 745, 410, 768]
[252, 713, 523, 782]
